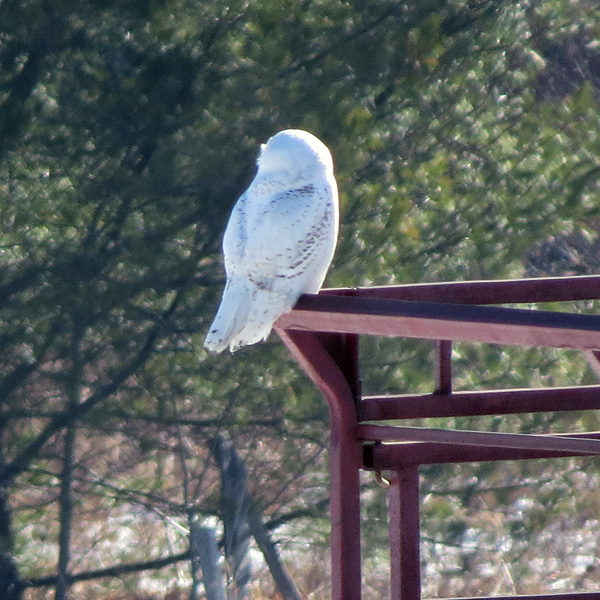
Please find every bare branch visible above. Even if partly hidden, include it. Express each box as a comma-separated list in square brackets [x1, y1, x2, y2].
[22, 551, 191, 588]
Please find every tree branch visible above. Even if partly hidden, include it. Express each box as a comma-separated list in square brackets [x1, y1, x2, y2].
[0, 290, 183, 486]
[21, 550, 191, 588]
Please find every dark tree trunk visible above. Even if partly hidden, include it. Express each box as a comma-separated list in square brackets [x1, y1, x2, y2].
[209, 434, 302, 600]
[0, 446, 21, 600]
[209, 435, 251, 600]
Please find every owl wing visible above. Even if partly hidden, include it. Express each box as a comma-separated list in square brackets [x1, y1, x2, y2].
[241, 181, 338, 299]
[222, 191, 248, 278]
[206, 179, 337, 353]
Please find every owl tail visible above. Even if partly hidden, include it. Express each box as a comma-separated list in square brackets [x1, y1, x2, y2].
[227, 287, 295, 352]
[204, 281, 295, 353]
[203, 279, 251, 353]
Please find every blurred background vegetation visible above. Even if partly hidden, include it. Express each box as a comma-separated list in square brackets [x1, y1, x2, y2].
[1, 0, 600, 598]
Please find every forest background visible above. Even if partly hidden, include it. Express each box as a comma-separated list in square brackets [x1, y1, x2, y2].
[2, 0, 600, 598]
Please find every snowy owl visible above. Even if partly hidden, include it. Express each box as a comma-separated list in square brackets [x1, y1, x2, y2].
[204, 129, 339, 353]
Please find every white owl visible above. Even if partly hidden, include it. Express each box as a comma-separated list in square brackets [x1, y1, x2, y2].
[204, 129, 339, 353]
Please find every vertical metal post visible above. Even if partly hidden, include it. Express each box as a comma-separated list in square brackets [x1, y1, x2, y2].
[325, 332, 362, 600]
[273, 329, 362, 600]
[329, 416, 362, 600]
[435, 340, 452, 395]
[389, 465, 421, 600]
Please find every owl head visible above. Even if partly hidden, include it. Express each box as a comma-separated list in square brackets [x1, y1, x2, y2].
[257, 129, 334, 177]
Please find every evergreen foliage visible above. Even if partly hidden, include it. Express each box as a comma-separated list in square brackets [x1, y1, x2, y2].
[1, 0, 600, 596]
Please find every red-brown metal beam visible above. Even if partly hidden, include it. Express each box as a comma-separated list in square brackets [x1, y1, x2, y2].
[275, 328, 363, 600]
[434, 340, 452, 394]
[358, 385, 600, 421]
[276, 294, 600, 350]
[275, 276, 600, 599]
[443, 594, 600, 600]
[389, 466, 421, 600]
[321, 274, 600, 305]
[364, 434, 600, 467]
[358, 425, 600, 455]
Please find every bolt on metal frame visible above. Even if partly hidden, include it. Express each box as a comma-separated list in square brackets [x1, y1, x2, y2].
[274, 275, 600, 600]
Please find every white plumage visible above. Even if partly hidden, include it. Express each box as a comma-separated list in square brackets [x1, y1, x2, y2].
[204, 129, 339, 353]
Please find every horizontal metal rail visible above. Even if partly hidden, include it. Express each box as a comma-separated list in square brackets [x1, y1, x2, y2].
[359, 385, 600, 421]
[358, 425, 600, 456]
[364, 433, 600, 467]
[322, 274, 600, 304]
[437, 594, 600, 600]
[276, 294, 600, 349]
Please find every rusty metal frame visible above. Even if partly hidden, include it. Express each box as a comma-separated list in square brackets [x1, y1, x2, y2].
[274, 275, 600, 600]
